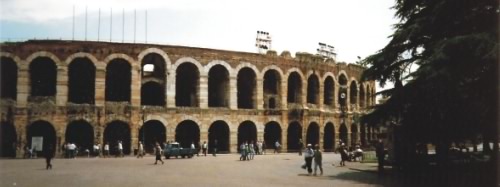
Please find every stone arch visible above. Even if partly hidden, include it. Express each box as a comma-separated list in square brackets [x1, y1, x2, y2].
[25, 51, 63, 67]
[205, 60, 234, 77]
[306, 122, 320, 146]
[263, 67, 282, 109]
[285, 68, 305, 80]
[103, 53, 135, 66]
[287, 121, 302, 151]
[350, 80, 359, 105]
[0, 52, 23, 68]
[175, 120, 200, 148]
[27, 120, 56, 155]
[287, 69, 304, 104]
[237, 120, 257, 151]
[208, 120, 230, 153]
[264, 121, 282, 149]
[323, 122, 335, 152]
[260, 65, 285, 80]
[105, 58, 131, 102]
[141, 81, 165, 106]
[29, 56, 58, 97]
[138, 48, 172, 72]
[323, 75, 335, 106]
[0, 121, 17, 157]
[172, 57, 205, 76]
[237, 67, 257, 109]
[208, 64, 230, 107]
[65, 120, 95, 153]
[104, 120, 131, 155]
[175, 61, 200, 107]
[306, 71, 321, 105]
[1, 56, 18, 100]
[68, 57, 96, 104]
[234, 62, 260, 78]
[139, 120, 166, 153]
[65, 52, 102, 68]
[359, 83, 366, 108]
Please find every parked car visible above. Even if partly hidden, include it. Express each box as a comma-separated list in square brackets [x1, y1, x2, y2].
[164, 142, 197, 159]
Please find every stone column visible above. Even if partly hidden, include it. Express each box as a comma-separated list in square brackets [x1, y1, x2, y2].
[230, 130, 238, 153]
[56, 66, 68, 106]
[95, 69, 106, 107]
[256, 78, 264, 110]
[199, 75, 208, 109]
[131, 64, 141, 107]
[319, 82, 324, 110]
[166, 70, 176, 108]
[346, 86, 351, 112]
[301, 80, 307, 107]
[229, 76, 237, 109]
[16, 65, 28, 108]
[281, 80, 287, 110]
[14, 115, 27, 158]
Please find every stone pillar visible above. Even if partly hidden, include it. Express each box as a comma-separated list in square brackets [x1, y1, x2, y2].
[16, 65, 28, 108]
[131, 64, 141, 107]
[281, 80, 287, 110]
[319, 82, 324, 110]
[333, 84, 339, 110]
[256, 78, 263, 110]
[230, 130, 238, 153]
[229, 76, 237, 109]
[346, 86, 351, 112]
[166, 70, 176, 108]
[14, 115, 27, 158]
[199, 75, 208, 109]
[56, 66, 68, 106]
[301, 80, 307, 107]
[95, 69, 106, 107]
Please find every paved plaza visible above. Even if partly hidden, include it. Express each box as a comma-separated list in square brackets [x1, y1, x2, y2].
[0, 152, 398, 187]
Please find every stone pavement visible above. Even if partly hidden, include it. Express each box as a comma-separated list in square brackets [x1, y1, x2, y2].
[0, 153, 398, 187]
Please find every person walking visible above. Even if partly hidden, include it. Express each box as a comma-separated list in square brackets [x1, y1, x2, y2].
[239, 143, 246, 161]
[202, 141, 208, 156]
[154, 143, 164, 165]
[298, 139, 304, 156]
[313, 144, 323, 176]
[212, 140, 218, 157]
[375, 139, 385, 175]
[304, 144, 314, 175]
[103, 142, 109, 158]
[274, 141, 281, 154]
[137, 141, 144, 158]
[117, 141, 124, 157]
[339, 143, 348, 166]
[249, 141, 255, 160]
[262, 141, 266, 155]
[44, 144, 54, 170]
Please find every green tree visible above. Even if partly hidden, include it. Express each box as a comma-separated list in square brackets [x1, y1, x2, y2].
[361, 0, 498, 165]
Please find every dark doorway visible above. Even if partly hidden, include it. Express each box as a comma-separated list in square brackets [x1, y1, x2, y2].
[287, 72, 302, 103]
[323, 122, 334, 152]
[0, 122, 17, 157]
[139, 120, 166, 153]
[237, 121, 257, 151]
[105, 59, 131, 102]
[307, 74, 319, 104]
[208, 65, 229, 107]
[351, 123, 358, 146]
[141, 53, 166, 79]
[339, 123, 348, 145]
[175, 120, 200, 148]
[141, 81, 165, 106]
[30, 57, 57, 96]
[306, 122, 319, 146]
[237, 68, 256, 109]
[263, 70, 281, 109]
[208, 121, 230, 153]
[360, 123, 367, 146]
[66, 120, 94, 153]
[323, 76, 334, 106]
[68, 57, 95, 104]
[27, 121, 56, 155]
[104, 121, 131, 155]
[287, 121, 302, 151]
[1, 57, 17, 100]
[359, 85, 365, 108]
[176, 63, 199, 107]
[264, 122, 282, 149]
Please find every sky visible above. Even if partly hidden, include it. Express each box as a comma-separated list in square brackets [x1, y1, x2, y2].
[0, 0, 398, 98]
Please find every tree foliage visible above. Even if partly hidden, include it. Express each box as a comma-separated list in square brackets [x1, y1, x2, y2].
[361, 0, 498, 145]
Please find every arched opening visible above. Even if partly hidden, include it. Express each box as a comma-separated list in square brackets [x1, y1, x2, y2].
[1, 57, 17, 100]
[338, 74, 348, 110]
[287, 121, 302, 151]
[141, 53, 166, 106]
[175, 120, 200, 148]
[263, 70, 281, 109]
[287, 72, 302, 103]
[339, 123, 348, 145]
[104, 121, 131, 155]
[105, 59, 131, 102]
[306, 122, 319, 146]
[323, 76, 334, 106]
[66, 120, 94, 154]
[30, 57, 57, 96]
[139, 120, 166, 153]
[208, 121, 230, 153]
[307, 74, 319, 105]
[351, 123, 358, 146]
[68, 57, 95, 104]
[359, 84, 365, 108]
[237, 68, 256, 109]
[350, 81, 358, 105]
[237, 121, 257, 152]
[0, 122, 17, 157]
[141, 82, 165, 106]
[208, 65, 229, 107]
[323, 122, 334, 152]
[27, 121, 56, 155]
[264, 121, 282, 149]
[176, 63, 199, 107]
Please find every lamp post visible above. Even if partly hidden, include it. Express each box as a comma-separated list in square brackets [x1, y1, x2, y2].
[340, 92, 347, 146]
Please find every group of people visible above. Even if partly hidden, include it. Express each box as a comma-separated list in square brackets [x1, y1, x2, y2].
[302, 144, 323, 176]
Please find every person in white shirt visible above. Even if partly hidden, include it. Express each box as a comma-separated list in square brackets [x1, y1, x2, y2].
[304, 144, 315, 175]
[202, 141, 208, 156]
[104, 143, 109, 158]
[93, 143, 100, 157]
[137, 141, 144, 158]
[117, 141, 123, 157]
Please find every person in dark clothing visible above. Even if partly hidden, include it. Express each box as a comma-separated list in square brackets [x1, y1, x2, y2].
[213, 140, 218, 157]
[375, 139, 385, 175]
[154, 143, 164, 165]
[45, 145, 54, 170]
[298, 139, 304, 156]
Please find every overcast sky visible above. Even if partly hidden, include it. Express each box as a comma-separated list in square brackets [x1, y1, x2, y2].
[1, 0, 397, 62]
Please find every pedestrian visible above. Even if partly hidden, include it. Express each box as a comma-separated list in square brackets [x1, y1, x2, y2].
[118, 141, 123, 157]
[245, 142, 250, 161]
[339, 143, 348, 166]
[137, 141, 144, 158]
[274, 141, 281, 154]
[93, 143, 100, 157]
[68, 142, 76, 159]
[257, 141, 262, 155]
[213, 140, 218, 157]
[249, 141, 255, 160]
[202, 141, 208, 156]
[313, 144, 323, 176]
[44, 144, 54, 170]
[154, 143, 164, 165]
[298, 139, 304, 156]
[104, 142, 110, 158]
[375, 139, 385, 175]
[304, 144, 314, 175]
[239, 143, 246, 161]
[262, 141, 266, 155]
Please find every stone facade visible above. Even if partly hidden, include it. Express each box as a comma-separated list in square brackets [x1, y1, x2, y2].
[0, 40, 378, 157]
